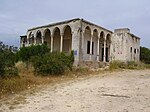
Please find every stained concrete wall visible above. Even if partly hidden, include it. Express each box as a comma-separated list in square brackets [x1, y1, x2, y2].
[112, 28, 140, 62]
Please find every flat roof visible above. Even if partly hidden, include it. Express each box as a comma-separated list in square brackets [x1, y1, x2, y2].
[28, 18, 80, 31]
[128, 33, 140, 39]
[28, 18, 113, 33]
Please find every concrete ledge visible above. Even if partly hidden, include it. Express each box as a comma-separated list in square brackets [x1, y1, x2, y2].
[78, 61, 109, 69]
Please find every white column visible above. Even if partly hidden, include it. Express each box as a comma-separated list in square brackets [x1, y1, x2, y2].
[109, 42, 112, 62]
[60, 33, 64, 52]
[103, 39, 106, 62]
[27, 38, 29, 46]
[81, 30, 85, 61]
[97, 37, 100, 61]
[34, 37, 36, 45]
[42, 36, 44, 44]
[89, 33, 93, 60]
[51, 35, 53, 52]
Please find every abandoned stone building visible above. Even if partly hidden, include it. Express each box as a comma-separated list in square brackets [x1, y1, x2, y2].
[20, 18, 140, 67]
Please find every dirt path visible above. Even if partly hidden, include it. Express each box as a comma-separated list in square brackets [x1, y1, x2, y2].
[1, 70, 150, 112]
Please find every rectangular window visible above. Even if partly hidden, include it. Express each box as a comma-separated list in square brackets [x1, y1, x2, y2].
[137, 49, 139, 53]
[130, 47, 132, 53]
[134, 49, 136, 54]
[87, 41, 94, 54]
[92, 42, 94, 54]
[87, 41, 90, 54]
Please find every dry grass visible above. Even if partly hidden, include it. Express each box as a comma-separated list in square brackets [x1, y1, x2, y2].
[0, 62, 98, 99]
[2, 61, 148, 99]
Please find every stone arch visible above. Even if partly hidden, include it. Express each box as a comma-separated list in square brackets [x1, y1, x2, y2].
[83, 26, 92, 60]
[106, 34, 111, 62]
[28, 32, 32, 39]
[84, 26, 91, 35]
[36, 30, 42, 44]
[43, 29, 51, 48]
[29, 32, 34, 45]
[53, 27, 61, 52]
[62, 25, 72, 34]
[63, 25, 72, 54]
[99, 31, 105, 61]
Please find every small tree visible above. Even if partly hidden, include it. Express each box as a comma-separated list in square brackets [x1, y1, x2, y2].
[140, 46, 150, 64]
[31, 51, 74, 75]
[16, 44, 50, 68]
[0, 52, 5, 76]
[0, 49, 18, 77]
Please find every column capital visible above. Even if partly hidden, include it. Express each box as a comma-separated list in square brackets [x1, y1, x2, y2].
[60, 33, 63, 52]
[60, 32, 64, 36]
[91, 32, 94, 37]
[41, 36, 44, 44]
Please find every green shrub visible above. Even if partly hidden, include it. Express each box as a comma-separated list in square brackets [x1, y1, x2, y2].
[0, 53, 5, 76]
[16, 44, 50, 69]
[31, 51, 74, 76]
[16, 44, 74, 76]
[110, 60, 149, 70]
[140, 46, 150, 64]
[0, 49, 18, 77]
[58, 51, 74, 70]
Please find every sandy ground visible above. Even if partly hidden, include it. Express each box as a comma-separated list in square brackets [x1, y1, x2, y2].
[1, 70, 150, 112]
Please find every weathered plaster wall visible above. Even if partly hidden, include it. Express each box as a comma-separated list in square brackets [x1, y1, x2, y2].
[112, 28, 140, 62]
[21, 19, 140, 68]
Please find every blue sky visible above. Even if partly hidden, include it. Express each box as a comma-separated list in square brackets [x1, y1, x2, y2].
[0, 0, 150, 48]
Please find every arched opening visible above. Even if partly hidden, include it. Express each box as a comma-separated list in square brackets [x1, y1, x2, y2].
[106, 34, 111, 62]
[29, 33, 34, 45]
[44, 29, 51, 48]
[93, 29, 98, 60]
[53, 27, 61, 52]
[36, 31, 42, 44]
[99, 31, 105, 61]
[63, 25, 72, 54]
[29, 32, 34, 45]
[83, 26, 91, 60]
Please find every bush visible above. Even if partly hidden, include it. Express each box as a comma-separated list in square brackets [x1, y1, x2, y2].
[140, 46, 150, 64]
[110, 60, 147, 70]
[0, 49, 18, 78]
[16, 44, 50, 68]
[0, 53, 5, 76]
[58, 51, 74, 70]
[31, 51, 74, 76]
[16, 44, 74, 76]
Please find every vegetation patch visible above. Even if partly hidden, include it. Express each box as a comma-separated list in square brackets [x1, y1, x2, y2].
[140, 46, 150, 64]
[110, 60, 150, 70]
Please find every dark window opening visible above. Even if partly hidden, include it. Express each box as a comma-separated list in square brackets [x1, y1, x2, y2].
[87, 41, 94, 54]
[134, 49, 136, 54]
[44, 41, 47, 45]
[130, 47, 132, 53]
[92, 42, 94, 54]
[87, 41, 90, 54]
